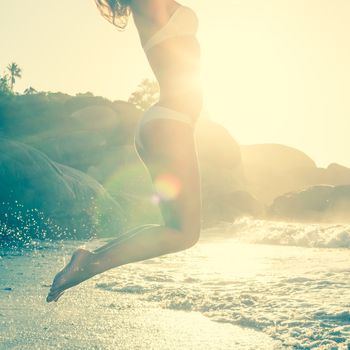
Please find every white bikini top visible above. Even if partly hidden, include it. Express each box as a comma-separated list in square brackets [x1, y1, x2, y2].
[142, 5, 199, 53]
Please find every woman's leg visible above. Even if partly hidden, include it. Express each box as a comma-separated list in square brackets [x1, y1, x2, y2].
[92, 224, 160, 254]
[46, 118, 201, 302]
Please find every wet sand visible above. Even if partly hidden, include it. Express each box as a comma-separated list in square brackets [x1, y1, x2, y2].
[0, 250, 280, 350]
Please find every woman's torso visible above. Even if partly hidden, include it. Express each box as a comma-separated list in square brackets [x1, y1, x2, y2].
[131, 1, 203, 119]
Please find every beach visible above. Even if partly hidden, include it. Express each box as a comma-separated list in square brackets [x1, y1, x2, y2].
[1, 218, 350, 349]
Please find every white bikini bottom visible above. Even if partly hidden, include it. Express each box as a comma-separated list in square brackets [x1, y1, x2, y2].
[134, 105, 196, 152]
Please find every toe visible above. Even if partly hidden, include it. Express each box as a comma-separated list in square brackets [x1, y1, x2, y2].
[46, 289, 63, 303]
[53, 291, 65, 302]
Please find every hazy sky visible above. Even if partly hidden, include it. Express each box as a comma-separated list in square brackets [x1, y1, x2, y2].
[1, 0, 349, 167]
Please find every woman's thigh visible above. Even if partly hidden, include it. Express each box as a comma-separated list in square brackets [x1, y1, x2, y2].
[135, 118, 201, 235]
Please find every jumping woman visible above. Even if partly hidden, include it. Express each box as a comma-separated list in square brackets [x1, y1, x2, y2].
[47, 0, 203, 302]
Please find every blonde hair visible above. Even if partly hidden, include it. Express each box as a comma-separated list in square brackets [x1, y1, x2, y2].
[94, 0, 131, 30]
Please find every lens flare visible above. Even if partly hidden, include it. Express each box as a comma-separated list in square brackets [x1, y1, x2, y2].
[150, 194, 161, 205]
[154, 173, 182, 200]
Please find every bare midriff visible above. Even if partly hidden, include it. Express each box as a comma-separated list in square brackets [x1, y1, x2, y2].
[145, 35, 203, 121]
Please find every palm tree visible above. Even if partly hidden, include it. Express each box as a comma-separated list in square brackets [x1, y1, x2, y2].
[6, 62, 22, 91]
[24, 86, 37, 95]
[0, 74, 11, 95]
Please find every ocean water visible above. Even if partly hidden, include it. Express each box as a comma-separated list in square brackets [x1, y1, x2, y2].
[1, 218, 350, 349]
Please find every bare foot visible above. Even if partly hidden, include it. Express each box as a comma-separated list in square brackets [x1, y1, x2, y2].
[46, 248, 95, 303]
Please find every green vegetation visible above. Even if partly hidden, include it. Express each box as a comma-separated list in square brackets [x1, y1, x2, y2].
[0, 62, 24, 96]
[7, 62, 22, 91]
[128, 78, 159, 111]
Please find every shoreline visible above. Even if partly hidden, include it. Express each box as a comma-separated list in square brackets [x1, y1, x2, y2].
[0, 251, 281, 350]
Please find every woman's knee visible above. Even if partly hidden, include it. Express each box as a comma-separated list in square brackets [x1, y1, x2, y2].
[180, 223, 201, 249]
[165, 217, 200, 249]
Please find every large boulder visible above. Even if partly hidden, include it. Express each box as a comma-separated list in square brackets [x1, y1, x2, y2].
[20, 102, 141, 173]
[202, 190, 264, 226]
[195, 118, 247, 193]
[0, 138, 126, 246]
[34, 130, 109, 172]
[268, 184, 350, 222]
[325, 163, 350, 184]
[195, 118, 253, 226]
[1, 96, 142, 175]
[305, 163, 350, 186]
[70, 105, 120, 131]
[240, 144, 317, 205]
[111, 100, 143, 145]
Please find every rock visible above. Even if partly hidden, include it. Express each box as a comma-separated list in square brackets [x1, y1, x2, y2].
[240, 145, 350, 207]
[111, 100, 143, 145]
[269, 184, 350, 222]
[31, 130, 108, 172]
[0, 138, 126, 245]
[202, 190, 264, 226]
[327, 185, 350, 221]
[196, 118, 246, 187]
[195, 118, 247, 193]
[113, 100, 142, 121]
[240, 144, 317, 205]
[194, 118, 250, 226]
[70, 105, 120, 131]
[322, 163, 350, 185]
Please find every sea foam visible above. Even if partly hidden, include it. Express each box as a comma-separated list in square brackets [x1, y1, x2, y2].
[203, 217, 350, 248]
